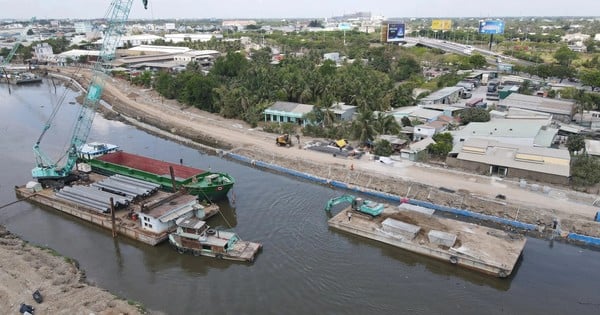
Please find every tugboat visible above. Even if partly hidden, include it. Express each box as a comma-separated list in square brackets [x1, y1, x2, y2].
[168, 216, 262, 262]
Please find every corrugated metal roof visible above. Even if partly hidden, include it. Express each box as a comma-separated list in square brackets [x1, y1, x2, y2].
[457, 138, 570, 177]
[265, 101, 314, 115]
[585, 139, 600, 156]
[533, 126, 559, 147]
[409, 137, 436, 151]
[500, 93, 575, 116]
[452, 119, 552, 146]
[421, 87, 464, 101]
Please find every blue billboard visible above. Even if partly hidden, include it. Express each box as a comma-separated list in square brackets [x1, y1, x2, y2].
[386, 23, 405, 42]
[479, 20, 505, 34]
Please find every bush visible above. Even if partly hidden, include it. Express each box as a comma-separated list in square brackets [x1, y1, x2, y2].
[373, 139, 393, 157]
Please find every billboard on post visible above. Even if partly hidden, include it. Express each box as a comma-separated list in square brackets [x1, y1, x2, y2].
[431, 19, 452, 31]
[386, 23, 405, 42]
[479, 20, 505, 34]
[338, 22, 352, 30]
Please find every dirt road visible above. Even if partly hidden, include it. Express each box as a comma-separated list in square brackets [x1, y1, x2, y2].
[55, 67, 600, 237]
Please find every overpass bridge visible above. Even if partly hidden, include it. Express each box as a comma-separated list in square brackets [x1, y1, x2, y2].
[402, 37, 534, 67]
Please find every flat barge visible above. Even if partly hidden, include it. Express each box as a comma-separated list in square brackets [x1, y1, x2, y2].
[15, 174, 220, 246]
[328, 202, 526, 278]
[83, 150, 234, 201]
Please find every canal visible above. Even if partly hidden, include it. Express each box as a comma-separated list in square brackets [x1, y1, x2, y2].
[1, 81, 600, 314]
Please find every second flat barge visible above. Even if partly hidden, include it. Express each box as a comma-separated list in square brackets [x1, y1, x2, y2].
[327, 199, 526, 278]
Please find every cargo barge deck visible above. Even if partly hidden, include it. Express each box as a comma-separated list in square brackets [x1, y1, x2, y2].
[15, 174, 220, 246]
[328, 203, 526, 278]
[84, 150, 234, 201]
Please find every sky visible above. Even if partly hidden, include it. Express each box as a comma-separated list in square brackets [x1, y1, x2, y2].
[1, 0, 599, 20]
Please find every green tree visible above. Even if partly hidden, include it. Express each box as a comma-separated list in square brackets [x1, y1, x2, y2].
[553, 45, 578, 66]
[308, 20, 324, 28]
[392, 55, 421, 81]
[566, 134, 585, 154]
[153, 71, 177, 99]
[374, 112, 401, 135]
[468, 54, 487, 68]
[211, 52, 249, 79]
[131, 70, 152, 88]
[401, 116, 412, 127]
[571, 155, 600, 187]
[373, 139, 393, 157]
[580, 69, 600, 91]
[78, 55, 88, 64]
[459, 108, 490, 125]
[428, 132, 454, 158]
[350, 109, 376, 144]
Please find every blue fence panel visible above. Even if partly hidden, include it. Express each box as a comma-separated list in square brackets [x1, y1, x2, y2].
[226, 152, 539, 232]
[567, 233, 600, 246]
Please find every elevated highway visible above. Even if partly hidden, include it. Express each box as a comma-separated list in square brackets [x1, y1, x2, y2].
[402, 37, 534, 67]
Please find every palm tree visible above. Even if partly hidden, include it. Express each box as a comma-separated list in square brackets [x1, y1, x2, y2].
[351, 109, 376, 144]
[374, 112, 401, 135]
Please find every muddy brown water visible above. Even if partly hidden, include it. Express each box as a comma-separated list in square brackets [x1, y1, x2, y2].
[1, 81, 600, 314]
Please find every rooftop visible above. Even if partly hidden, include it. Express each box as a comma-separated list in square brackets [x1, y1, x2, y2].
[457, 138, 570, 177]
[421, 86, 464, 102]
[500, 93, 575, 116]
[265, 101, 314, 117]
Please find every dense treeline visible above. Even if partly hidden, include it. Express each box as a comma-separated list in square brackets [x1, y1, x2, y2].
[153, 46, 426, 129]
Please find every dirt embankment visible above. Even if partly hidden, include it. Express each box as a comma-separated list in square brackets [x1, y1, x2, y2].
[50, 67, 600, 239]
[0, 225, 145, 314]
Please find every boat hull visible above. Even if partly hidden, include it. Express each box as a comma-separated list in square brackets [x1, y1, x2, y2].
[84, 151, 234, 201]
[168, 234, 261, 262]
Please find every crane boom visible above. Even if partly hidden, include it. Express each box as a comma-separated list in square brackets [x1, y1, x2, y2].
[32, 0, 144, 182]
[0, 17, 35, 68]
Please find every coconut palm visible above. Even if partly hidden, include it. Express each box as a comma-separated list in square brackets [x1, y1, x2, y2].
[350, 109, 376, 144]
[374, 112, 401, 135]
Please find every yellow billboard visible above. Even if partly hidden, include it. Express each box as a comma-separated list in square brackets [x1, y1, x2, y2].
[432, 19, 452, 31]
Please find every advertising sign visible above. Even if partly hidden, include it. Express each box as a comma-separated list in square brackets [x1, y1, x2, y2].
[338, 22, 352, 30]
[479, 20, 505, 34]
[386, 23, 405, 42]
[431, 19, 452, 31]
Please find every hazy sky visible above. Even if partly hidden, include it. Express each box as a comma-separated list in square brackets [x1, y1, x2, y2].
[1, 0, 599, 20]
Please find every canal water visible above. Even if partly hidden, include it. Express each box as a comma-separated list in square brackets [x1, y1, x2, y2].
[1, 81, 600, 314]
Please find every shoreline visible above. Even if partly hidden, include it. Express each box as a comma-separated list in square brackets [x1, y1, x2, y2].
[46, 66, 600, 240]
[0, 225, 147, 314]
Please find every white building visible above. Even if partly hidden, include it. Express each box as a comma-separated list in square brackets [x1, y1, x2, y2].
[413, 125, 436, 141]
[138, 195, 207, 234]
[329, 102, 357, 121]
[33, 43, 54, 62]
[74, 21, 93, 33]
[164, 23, 176, 31]
[52, 49, 100, 66]
[164, 33, 221, 43]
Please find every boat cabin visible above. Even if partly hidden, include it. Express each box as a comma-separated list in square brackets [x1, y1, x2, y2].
[78, 142, 120, 159]
[174, 216, 238, 254]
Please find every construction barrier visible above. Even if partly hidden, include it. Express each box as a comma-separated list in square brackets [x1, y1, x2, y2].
[567, 233, 600, 246]
[226, 153, 555, 234]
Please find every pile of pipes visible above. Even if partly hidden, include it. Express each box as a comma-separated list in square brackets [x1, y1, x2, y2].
[55, 175, 160, 214]
[92, 174, 160, 200]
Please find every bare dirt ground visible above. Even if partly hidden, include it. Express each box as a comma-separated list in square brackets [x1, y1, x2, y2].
[0, 225, 144, 315]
